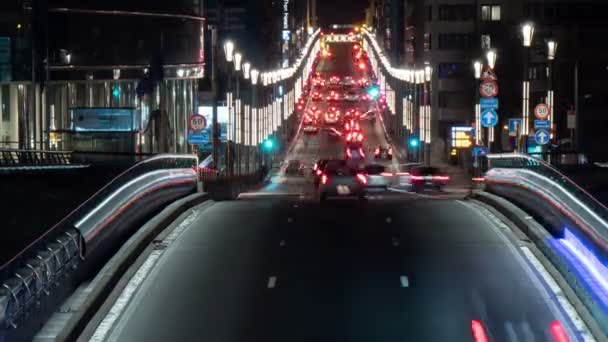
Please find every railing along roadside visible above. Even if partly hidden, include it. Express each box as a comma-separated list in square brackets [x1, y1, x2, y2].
[0, 154, 198, 333]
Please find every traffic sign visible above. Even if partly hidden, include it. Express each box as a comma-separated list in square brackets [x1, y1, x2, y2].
[481, 67, 497, 81]
[472, 146, 489, 157]
[189, 114, 207, 131]
[480, 97, 499, 110]
[508, 118, 522, 136]
[481, 109, 498, 128]
[534, 120, 550, 129]
[188, 114, 207, 145]
[480, 80, 499, 98]
[534, 103, 550, 120]
[535, 128, 550, 145]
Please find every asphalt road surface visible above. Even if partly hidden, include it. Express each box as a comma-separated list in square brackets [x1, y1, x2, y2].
[87, 43, 590, 342]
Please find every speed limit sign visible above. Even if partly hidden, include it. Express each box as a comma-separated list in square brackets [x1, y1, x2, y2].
[479, 80, 499, 98]
[189, 114, 207, 131]
[534, 103, 550, 120]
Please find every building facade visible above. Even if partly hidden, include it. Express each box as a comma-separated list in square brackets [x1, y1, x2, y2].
[370, 0, 608, 162]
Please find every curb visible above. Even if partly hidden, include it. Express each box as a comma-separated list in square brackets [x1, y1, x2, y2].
[54, 192, 210, 342]
[471, 190, 608, 340]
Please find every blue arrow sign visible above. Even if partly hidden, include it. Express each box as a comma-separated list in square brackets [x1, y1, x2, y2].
[481, 109, 498, 128]
[480, 98, 499, 110]
[535, 128, 550, 145]
[472, 146, 489, 157]
[534, 120, 550, 129]
[508, 118, 522, 134]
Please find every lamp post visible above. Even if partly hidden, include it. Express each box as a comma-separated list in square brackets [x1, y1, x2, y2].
[473, 60, 482, 176]
[424, 64, 432, 166]
[234, 52, 242, 176]
[547, 40, 557, 140]
[243, 62, 251, 173]
[251, 69, 260, 170]
[486, 49, 497, 150]
[521, 23, 534, 150]
[223, 41, 235, 176]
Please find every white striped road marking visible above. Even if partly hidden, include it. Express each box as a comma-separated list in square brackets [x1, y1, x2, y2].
[280, 239, 286, 246]
[267, 276, 277, 288]
[400, 276, 409, 288]
[391, 237, 400, 247]
[385, 217, 392, 223]
[90, 210, 199, 342]
[520, 246, 595, 341]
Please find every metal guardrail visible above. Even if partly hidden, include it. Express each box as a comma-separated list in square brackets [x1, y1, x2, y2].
[484, 153, 608, 259]
[0, 149, 75, 167]
[0, 154, 197, 333]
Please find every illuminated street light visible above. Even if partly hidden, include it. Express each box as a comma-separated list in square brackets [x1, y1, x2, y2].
[424, 65, 432, 82]
[223, 41, 234, 62]
[473, 60, 482, 79]
[521, 23, 534, 47]
[251, 69, 259, 85]
[243, 62, 251, 79]
[547, 40, 558, 60]
[486, 49, 497, 70]
[234, 52, 242, 71]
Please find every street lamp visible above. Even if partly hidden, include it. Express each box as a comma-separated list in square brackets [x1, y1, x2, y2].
[486, 49, 497, 70]
[547, 40, 558, 60]
[243, 62, 251, 79]
[424, 65, 432, 82]
[473, 60, 482, 80]
[251, 69, 259, 85]
[521, 22, 534, 142]
[223, 41, 234, 62]
[547, 40, 558, 144]
[234, 52, 242, 71]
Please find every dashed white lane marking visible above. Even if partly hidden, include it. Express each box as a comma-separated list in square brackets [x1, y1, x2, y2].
[385, 217, 392, 223]
[400, 276, 409, 288]
[293, 204, 299, 208]
[267, 276, 277, 288]
[279, 239, 286, 246]
[391, 237, 400, 247]
[287, 217, 293, 223]
[520, 246, 595, 341]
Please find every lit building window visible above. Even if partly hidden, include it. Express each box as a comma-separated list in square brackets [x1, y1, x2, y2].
[481, 5, 501, 21]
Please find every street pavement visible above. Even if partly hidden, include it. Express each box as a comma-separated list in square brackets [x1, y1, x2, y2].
[92, 197, 583, 341]
[85, 43, 590, 342]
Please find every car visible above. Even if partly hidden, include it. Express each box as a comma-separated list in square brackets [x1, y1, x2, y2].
[285, 160, 305, 175]
[312, 159, 329, 186]
[329, 75, 340, 85]
[344, 119, 361, 132]
[344, 90, 359, 101]
[362, 164, 393, 193]
[311, 91, 323, 101]
[317, 160, 366, 202]
[409, 166, 450, 192]
[374, 145, 393, 160]
[340, 76, 357, 87]
[345, 131, 365, 148]
[303, 125, 319, 134]
[326, 91, 342, 102]
[324, 109, 340, 125]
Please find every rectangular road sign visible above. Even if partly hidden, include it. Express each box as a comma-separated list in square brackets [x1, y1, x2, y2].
[534, 120, 550, 129]
[480, 98, 499, 109]
[472, 146, 488, 157]
[508, 118, 523, 136]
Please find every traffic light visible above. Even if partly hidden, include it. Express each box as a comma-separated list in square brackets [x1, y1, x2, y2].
[408, 136, 419, 148]
[367, 85, 380, 100]
[112, 86, 120, 98]
[263, 138, 275, 151]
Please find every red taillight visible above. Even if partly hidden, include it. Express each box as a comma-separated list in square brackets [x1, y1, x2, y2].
[388, 148, 393, 155]
[549, 321, 570, 342]
[374, 147, 380, 155]
[380, 172, 393, 177]
[471, 320, 489, 342]
[313, 163, 318, 171]
[411, 176, 425, 181]
[321, 174, 329, 184]
[316, 169, 322, 176]
[346, 148, 352, 158]
[358, 147, 365, 158]
[358, 62, 366, 70]
[356, 173, 367, 184]
[433, 176, 450, 181]
[357, 133, 364, 142]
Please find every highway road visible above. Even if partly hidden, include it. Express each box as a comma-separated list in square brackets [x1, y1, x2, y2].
[85, 43, 591, 341]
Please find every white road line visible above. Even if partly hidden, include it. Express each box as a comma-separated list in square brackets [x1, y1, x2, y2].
[267, 276, 277, 288]
[279, 239, 286, 246]
[400, 276, 409, 288]
[287, 217, 293, 223]
[520, 246, 595, 341]
[391, 237, 400, 247]
[385, 217, 392, 223]
[90, 249, 163, 342]
[458, 201, 595, 341]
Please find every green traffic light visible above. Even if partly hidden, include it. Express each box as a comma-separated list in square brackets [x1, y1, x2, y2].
[409, 137, 419, 148]
[263, 139, 274, 150]
[112, 86, 120, 98]
[367, 85, 380, 99]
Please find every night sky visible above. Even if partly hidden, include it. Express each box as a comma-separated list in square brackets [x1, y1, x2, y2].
[317, 0, 367, 27]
